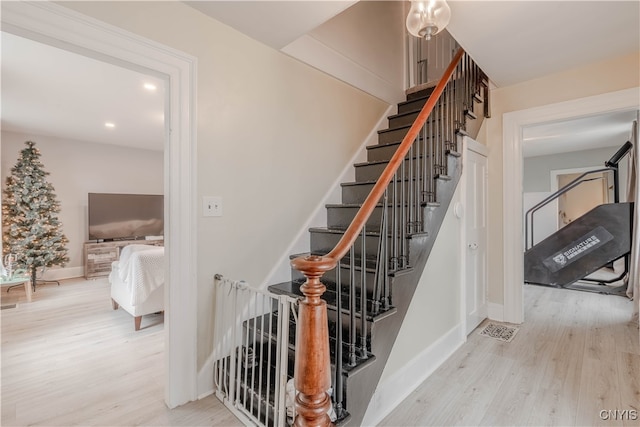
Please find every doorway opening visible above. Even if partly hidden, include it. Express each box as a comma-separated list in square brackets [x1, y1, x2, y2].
[1, 1, 198, 408]
[502, 88, 639, 324]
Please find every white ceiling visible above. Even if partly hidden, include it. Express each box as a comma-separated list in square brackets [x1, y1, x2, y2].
[185, 1, 357, 50]
[447, 1, 640, 88]
[1, 31, 165, 151]
[1, 1, 638, 157]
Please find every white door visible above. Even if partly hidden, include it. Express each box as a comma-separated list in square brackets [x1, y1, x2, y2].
[465, 143, 488, 335]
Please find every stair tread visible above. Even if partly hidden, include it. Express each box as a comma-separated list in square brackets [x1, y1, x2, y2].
[341, 178, 419, 187]
[367, 134, 463, 152]
[377, 124, 411, 134]
[326, 202, 419, 208]
[354, 155, 426, 168]
[270, 281, 397, 325]
[289, 252, 379, 272]
[309, 226, 383, 236]
[398, 94, 430, 107]
[377, 111, 454, 135]
[309, 226, 436, 239]
[387, 109, 422, 120]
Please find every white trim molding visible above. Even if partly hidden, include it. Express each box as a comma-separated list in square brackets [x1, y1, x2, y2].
[487, 302, 504, 322]
[1, 1, 199, 408]
[362, 324, 464, 426]
[502, 87, 640, 324]
[459, 136, 489, 336]
[282, 34, 405, 105]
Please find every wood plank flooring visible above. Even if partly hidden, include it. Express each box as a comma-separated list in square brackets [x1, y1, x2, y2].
[1, 277, 242, 427]
[2, 279, 638, 426]
[380, 284, 640, 426]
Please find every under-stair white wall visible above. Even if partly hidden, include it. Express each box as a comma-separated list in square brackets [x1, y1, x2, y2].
[363, 181, 465, 425]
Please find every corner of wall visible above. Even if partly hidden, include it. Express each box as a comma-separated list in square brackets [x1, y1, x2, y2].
[362, 324, 464, 426]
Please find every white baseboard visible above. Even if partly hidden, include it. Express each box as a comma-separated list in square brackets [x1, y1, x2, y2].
[41, 266, 84, 281]
[361, 324, 465, 426]
[487, 302, 504, 322]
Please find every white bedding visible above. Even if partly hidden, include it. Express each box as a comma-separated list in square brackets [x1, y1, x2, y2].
[116, 244, 165, 306]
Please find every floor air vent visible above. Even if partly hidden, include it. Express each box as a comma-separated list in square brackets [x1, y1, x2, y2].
[479, 322, 519, 343]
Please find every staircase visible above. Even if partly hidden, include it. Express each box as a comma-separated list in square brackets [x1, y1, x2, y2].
[214, 49, 489, 426]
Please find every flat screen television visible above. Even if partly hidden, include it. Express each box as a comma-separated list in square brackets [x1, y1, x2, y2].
[88, 193, 164, 241]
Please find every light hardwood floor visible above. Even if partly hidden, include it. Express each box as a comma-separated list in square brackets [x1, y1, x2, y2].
[2, 279, 638, 426]
[1, 277, 242, 427]
[380, 284, 640, 427]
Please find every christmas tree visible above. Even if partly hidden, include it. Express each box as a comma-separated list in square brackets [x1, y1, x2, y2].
[2, 141, 69, 289]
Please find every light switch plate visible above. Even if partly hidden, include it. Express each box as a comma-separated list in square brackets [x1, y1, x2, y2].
[203, 196, 222, 217]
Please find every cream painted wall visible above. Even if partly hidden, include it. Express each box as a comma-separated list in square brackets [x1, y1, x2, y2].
[380, 183, 462, 382]
[307, 0, 405, 100]
[1, 131, 163, 275]
[58, 1, 389, 370]
[484, 51, 640, 304]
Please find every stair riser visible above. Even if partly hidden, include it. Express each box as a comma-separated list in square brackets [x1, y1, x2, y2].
[397, 97, 428, 114]
[355, 157, 425, 182]
[406, 86, 435, 100]
[378, 126, 410, 145]
[378, 115, 455, 146]
[388, 111, 420, 128]
[342, 180, 416, 205]
[367, 143, 406, 163]
[310, 232, 382, 259]
[367, 139, 442, 162]
[329, 204, 434, 235]
[291, 266, 377, 298]
[328, 205, 387, 229]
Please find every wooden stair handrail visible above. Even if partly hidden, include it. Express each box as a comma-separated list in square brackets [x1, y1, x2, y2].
[326, 47, 464, 262]
[291, 48, 466, 427]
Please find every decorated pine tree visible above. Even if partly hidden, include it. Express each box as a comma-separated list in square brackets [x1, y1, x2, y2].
[2, 141, 69, 289]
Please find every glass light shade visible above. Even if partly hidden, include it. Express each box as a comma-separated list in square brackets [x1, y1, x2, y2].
[406, 0, 451, 40]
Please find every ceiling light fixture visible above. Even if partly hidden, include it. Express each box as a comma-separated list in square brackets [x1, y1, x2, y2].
[144, 83, 157, 91]
[105, 122, 115, 128]
[406, 0, 451, 41]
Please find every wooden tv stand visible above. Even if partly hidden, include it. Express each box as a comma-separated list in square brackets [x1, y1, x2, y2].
[83, 239, 164, 279]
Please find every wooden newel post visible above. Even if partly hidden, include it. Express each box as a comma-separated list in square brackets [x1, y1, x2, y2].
[291, 254, 336, 427]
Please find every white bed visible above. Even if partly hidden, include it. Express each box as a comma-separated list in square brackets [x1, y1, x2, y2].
[109, 244, 165, 331]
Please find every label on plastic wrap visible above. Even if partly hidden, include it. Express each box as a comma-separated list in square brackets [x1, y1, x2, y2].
[543, 226, 614, 273]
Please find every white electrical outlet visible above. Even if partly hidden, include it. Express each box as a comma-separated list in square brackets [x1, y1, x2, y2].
[203, 196, 222, 217]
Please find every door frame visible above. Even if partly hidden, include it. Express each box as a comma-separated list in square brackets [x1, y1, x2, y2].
[1, 2, 199, 408]
[460, 136, 489, 337]
[502, 87, 639, 324]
